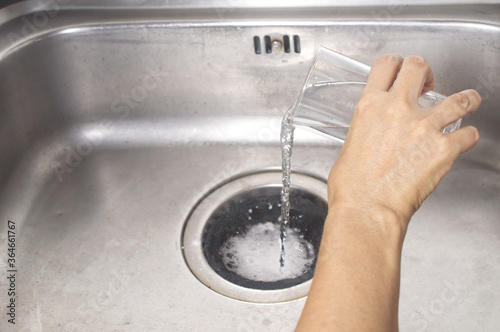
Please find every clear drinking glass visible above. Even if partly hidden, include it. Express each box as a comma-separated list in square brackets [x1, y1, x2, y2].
[289, 46, 462, 142]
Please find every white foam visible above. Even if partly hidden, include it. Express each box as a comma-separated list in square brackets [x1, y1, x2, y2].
[219, 222, 314, 282]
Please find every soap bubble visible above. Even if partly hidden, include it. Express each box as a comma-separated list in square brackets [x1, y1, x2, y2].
[219, 222, 314, 282]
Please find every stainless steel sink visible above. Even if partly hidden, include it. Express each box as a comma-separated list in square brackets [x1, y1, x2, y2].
[0, 2, 499, 331]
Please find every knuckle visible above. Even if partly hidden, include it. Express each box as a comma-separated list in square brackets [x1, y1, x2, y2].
[433, 137, 454, 161]
[405, 55, 429, 68]
[356, 91, 393, 117]
[438, 135, 454, 153]
[450, 92, 471, 111]
[374, 54, 402, 67]
[354, 93, 380, 119]
[411, 123, 429, 140]
[357, 91, 379, 109]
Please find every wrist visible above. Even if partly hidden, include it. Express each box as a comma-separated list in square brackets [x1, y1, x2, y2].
[309, 201, 406, 332]
[325, 202, 408, 245]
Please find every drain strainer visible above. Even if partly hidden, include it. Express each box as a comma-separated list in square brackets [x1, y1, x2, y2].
[182, 169, 327, 303]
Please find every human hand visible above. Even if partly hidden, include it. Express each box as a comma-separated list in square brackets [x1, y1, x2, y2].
[327, 54, 481, 227]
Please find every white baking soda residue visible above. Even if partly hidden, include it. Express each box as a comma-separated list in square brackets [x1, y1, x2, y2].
[219, 222, 314, 282]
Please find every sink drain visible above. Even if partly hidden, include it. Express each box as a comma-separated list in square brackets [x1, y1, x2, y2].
[182, 169, 327, 303]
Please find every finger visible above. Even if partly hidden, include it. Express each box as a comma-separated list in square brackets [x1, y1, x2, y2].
[363, 54, 404, 95]
[428, 89, 481, 130]
[391, 56, 435, 100]
[446, 125, 480, 157]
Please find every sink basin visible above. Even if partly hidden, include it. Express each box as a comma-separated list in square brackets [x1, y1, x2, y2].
[0, 2, 499, 331]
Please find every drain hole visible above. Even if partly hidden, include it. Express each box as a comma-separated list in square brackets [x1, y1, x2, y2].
[283, 35, 291, 53]
[253, 36, 261, 54]
[293, 35, 301, 53]
[202, 186, 326, 291]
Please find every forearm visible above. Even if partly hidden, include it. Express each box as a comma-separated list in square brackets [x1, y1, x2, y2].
[296, 206, 407, 332]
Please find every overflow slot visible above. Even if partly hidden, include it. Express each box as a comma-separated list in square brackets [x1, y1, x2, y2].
[253, 34, 301, 54]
